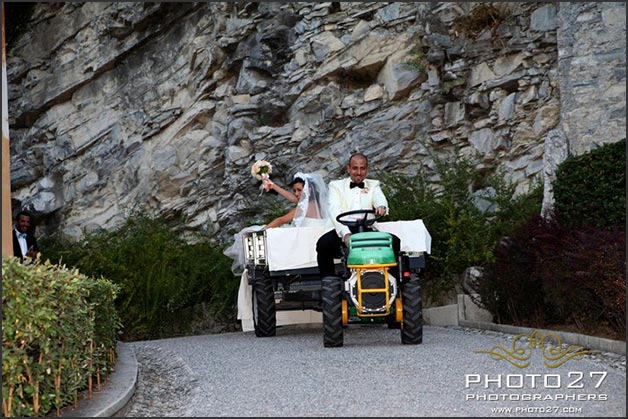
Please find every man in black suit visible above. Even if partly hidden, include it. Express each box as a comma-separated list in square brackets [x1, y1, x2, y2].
[12, 210, 38, 262]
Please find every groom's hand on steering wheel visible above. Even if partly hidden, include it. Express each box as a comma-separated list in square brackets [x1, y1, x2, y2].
[374, 206, 387, 217]
[336, 208, 385, 240]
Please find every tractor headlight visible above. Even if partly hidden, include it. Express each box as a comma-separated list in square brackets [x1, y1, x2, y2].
[243, 231, 267, 266]
[243, 233, 255, 264]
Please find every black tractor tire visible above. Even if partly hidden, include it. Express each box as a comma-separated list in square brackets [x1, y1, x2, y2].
[322, 276, 344, 347]
[401, 276, 423, 344]
[253, 279, 276, 337]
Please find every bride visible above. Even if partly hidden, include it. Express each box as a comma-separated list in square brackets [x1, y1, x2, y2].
[263, 172, 331, 229]
[223, 171, 331, 275]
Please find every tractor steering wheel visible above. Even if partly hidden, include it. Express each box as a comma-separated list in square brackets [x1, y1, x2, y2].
[336, 209, 383, 233]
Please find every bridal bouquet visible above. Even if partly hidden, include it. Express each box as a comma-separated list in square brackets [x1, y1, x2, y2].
[251, 160, 273, 194]
[251, 160, 272, 180]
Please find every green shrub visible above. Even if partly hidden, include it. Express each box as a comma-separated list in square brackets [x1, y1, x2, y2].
[2, 257, 120, 417]
[40, 213, 237, 341]
[380, 156, 542, 304]
[553, 138, 625, 229]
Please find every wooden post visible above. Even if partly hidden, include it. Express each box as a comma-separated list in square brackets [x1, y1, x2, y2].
[1, 0, 14, 257]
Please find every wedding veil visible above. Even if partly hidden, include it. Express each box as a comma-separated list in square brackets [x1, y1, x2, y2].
[291, 172, 329, 228]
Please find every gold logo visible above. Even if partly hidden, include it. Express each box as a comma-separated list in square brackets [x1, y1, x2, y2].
[474, 330, 600, 369]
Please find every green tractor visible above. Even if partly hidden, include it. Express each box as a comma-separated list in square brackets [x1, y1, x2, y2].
[322, 209, 424, 347]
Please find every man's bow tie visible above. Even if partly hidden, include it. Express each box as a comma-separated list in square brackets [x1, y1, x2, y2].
[17, 233, 27, 239]
[350, 181, 365, 189]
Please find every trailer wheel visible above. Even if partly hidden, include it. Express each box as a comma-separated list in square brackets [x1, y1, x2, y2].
[253, 279, 276, 337]
[322, 276, 344, 347]
[401, 275, 423, 344]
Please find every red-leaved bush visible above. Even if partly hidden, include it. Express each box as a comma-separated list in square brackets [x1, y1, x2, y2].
[476, 215, 626, 340]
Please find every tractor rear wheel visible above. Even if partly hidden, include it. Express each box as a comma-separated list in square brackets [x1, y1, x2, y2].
[401, 275, 423, 344]
[322, 276, 344, 347]
[253, 279, 276, 337]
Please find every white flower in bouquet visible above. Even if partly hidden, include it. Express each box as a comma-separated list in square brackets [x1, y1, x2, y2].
[251, 160, 272, 180]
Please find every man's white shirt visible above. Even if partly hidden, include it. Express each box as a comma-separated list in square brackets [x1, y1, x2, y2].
[15, 228, 28, 256]
[327, 178, 388, 238]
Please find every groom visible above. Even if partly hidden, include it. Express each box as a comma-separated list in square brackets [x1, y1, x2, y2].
[316, 152, 400, 277]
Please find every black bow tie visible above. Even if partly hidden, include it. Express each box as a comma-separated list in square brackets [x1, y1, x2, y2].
[350, 181, 365, 189]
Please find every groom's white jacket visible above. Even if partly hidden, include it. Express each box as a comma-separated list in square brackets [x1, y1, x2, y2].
[328, 177, 389, 239]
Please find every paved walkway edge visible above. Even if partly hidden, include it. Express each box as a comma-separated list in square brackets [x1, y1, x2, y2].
[62, 341, 137, 417]
[71, 323, 624, 417]
[459, 319, 626, 355]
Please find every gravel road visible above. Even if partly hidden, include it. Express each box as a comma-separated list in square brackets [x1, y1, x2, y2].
[116, 325, 625, 417]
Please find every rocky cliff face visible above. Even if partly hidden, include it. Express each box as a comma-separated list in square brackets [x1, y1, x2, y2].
[7, 2, 626, 242]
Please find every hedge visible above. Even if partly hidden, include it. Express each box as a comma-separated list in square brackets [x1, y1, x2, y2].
[2, 257, 121, 417]
[553, 138, 625, 229]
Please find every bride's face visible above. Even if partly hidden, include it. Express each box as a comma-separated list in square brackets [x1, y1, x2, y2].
[292, 182, 304, 200]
